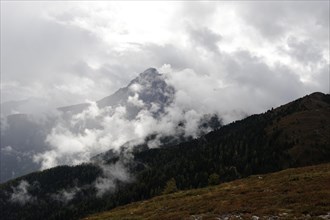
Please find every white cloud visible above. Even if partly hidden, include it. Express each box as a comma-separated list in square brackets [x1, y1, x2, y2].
[127, 94, 144, 108]
[129, 83, 142, 93]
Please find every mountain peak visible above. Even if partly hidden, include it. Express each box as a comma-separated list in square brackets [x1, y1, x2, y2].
[142, 67, 158, 73]
[60, 67, 174, 115]
[139, 68, 160, 79]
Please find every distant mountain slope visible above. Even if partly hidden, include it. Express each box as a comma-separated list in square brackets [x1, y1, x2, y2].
[1, 100, 30, 117]
[0, 114, 54, 182]
[0, 92, 329, 220]
[83, 163, 330, 220]
[0, 98, 49, 117]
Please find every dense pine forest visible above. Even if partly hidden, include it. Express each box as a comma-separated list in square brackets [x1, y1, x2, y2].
[1, 92, 329, 220]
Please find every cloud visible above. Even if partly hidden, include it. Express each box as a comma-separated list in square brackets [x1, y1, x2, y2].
[179, 1, 219, 26]
[162, 50, 308, 124]
[10, 180, 35, 205]
[0, 116, 9, 134]
[283, 37, 325, 65]
[33, 73, 224, 169]
[2, 145, 13, 153]
[94, 161, 131, 197]
[52, 187, 80, 204]
[186, 26, 222, 53]
[33, 102, 136, 169]
[2, 1, 328, 110]
[47, 160, 132, 199]
[1, 2, 132, 107]
[236, 1, 329, 40]
[127, 94, 145, 108]
[33, 48, 328, 170]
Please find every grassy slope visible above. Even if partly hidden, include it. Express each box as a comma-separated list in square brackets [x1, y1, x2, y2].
[83, 163, 330, 220]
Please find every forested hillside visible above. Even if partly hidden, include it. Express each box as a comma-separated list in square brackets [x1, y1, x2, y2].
[0, 92, 329, 220]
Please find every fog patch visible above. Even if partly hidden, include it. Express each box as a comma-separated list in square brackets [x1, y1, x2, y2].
[10, 180, 35, 205]
[94, 161, 131, 197]
[52, 187, 80, 204]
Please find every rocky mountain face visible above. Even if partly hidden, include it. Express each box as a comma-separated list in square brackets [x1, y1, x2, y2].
[99, 68, 175, 116]
[59, 68, 175, 118]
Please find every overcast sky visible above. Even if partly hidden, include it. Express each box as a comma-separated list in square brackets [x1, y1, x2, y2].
[1, 1, 329, 111]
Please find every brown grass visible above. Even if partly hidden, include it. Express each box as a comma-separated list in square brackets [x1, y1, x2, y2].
[82, 163, 330, 220]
